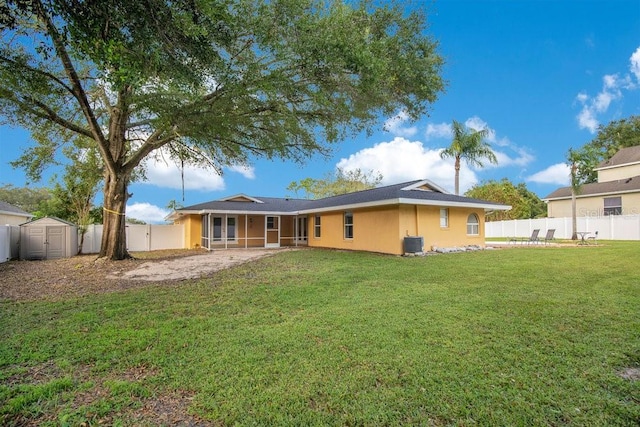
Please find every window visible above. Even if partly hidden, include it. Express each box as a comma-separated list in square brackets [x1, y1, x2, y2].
[604, 197, 622, 215]
[440, 208, 449, 228]
[344, 212, 353, 239]
[314, 215, 321, 238]
[467, 213, 479, 235]
[267, 216, 277, 229]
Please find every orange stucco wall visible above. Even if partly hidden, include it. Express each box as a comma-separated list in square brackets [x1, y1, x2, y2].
[308, 205, 485, 255]
[308, 206, 401, 253]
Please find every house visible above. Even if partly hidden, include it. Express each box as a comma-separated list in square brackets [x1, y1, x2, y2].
[0, 201, 33, 226]
[167, 179, 511, 255]
[543, 146, 640, 217]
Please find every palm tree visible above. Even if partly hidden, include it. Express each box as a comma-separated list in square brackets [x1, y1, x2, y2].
[440, 120, 498, 195]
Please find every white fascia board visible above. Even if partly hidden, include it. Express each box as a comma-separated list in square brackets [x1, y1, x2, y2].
[298, 199, 399, 214]
[401, 179, 450, 194]
[197, 209, 298, 216]
[0, 210, 32, 218]
[217, 194, 264, 203]
[298, 198, 511, 214]
[398, 198, 511, 211]
[594, 161, 640, 171]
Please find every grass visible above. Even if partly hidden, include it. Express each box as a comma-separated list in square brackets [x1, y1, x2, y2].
[1, 242, 639, 425]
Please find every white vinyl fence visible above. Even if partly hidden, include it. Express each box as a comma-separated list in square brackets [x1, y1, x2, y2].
[485, 214, 640, 240]
[80, 224, 185, 254]
[0, 225, 20, 263]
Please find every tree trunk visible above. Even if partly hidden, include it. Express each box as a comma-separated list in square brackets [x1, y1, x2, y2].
[454, 155, 461, 195]
[571, 188, 577, 240]
[99, 170, 130, 260]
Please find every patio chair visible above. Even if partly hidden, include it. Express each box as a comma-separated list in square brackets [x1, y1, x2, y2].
[587, 231, 598, 245]
[543, 229, 556, 245]
[520, 229, 540, 244]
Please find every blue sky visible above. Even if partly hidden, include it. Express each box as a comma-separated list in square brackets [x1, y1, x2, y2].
[1, 0, 639, 223]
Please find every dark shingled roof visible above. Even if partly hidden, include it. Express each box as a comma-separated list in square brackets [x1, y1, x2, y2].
[177, 179, 509, 215]
[543, 175, 640, 200]
[0, 201, 32, 216]
[596, 145, 640, 169]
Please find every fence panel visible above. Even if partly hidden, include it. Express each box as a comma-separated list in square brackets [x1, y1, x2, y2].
[0, 225, 21, 263]
[486, 215, 640, 240]
[80, 224, 185, 253]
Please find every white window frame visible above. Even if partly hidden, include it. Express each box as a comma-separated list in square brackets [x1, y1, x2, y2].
[440, 208, 449, 228]
[344, 212, 354, 239]
[467, 213, 479, 235]
[314, 215, 321, 238]
[603, 197, 622, 215]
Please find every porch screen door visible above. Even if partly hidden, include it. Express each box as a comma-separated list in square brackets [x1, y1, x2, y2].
[265, 216, 280, 247]
[212, 216, 237, 244]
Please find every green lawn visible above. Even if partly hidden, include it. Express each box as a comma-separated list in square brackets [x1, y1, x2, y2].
[1, 243, 639, 426]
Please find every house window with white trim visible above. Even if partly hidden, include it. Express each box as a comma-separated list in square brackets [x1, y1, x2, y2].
[467, 213, 479, 235]
[440, 208, 449, 228]
[344, 212, 353, 239]
[603, 196, 622, 215]
[314, 215, 321, 238]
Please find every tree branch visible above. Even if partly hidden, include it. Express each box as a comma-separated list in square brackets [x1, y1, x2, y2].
[32, 0, 115, 174]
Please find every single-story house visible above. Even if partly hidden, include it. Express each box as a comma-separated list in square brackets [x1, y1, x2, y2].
[0, 201, 33, 226]
[544, 146, 640, 217]
[167, 179, 511, 255]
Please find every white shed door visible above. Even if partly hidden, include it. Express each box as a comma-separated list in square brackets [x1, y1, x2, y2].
[46, 226, 66, 259]
[25, 226, 46, 260]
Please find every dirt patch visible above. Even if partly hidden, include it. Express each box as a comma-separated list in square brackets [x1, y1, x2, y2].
[0, 248, 287, 302]
[3, 362, 212, 427]
[619, 367, 640, 381]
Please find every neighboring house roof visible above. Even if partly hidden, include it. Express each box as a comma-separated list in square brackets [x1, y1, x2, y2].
[169, 179, 511, 219]
[595, 145, 640, 170]
[543, 175, 640, 201]
[0, 201, 33, 218]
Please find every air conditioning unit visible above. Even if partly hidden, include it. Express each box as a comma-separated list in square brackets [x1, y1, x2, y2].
[404, 236, 424, 254]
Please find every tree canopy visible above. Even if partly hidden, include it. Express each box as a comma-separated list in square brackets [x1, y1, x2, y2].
[287, 168, 382, 199]
[464, 178, 546, 221]
[572, 115, 640, 183]
[0, 0, 445, 259]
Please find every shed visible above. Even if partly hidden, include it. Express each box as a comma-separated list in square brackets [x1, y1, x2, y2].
[20, 217, 78, 260]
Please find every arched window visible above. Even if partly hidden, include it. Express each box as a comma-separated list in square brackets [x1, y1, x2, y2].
[467, 213, 479, 235]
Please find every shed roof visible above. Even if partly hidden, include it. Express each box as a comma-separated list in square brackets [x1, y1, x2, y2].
[20, 216, 77, 227]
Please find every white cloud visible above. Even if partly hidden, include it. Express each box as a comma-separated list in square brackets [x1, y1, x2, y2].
[631, 46, 640, 82]
[425, 122, 451, 140]
[229, 164, 256, 179]
[575, 46, 640, 133]
[464, 116, 497, 144]
[143, 158, 226, 191]
[383, 111, 418, 137]
[335, 136, 478, 194]
[493, 146, 535, 167]
[126, 202, 170, 224]
[526, 163, 570, 186]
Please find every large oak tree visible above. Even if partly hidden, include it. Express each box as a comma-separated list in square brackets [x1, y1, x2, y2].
[0, 0, 444, 259]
